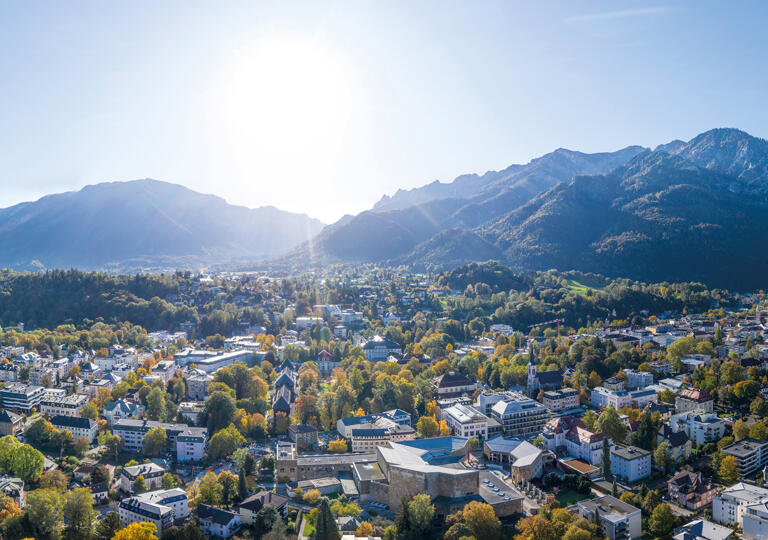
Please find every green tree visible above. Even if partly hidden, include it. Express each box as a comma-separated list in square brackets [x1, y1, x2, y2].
[63, 487, 96, 540]
[27, 488, 65, 540]
[73, 436, 90, 458]
[218, 471, 238, 508]
[595, 407, 627, 442]
[161, 472, 177, 490]
[632, 412, 656, 450]
[315, 497, 341, 540]
[95, 512, 122, 540]
[407, 494, 434, 536]
[601, 438, 611, 478]
[146, 387, 166, 421]
[654, 442, 671, 473]
[105, 433, 123, 464]
[198, 471, 222, 506]
[207, 424, 245, 459]
[10, 443, 44, 482]
[204, 391, 237, 434]
[80, 401, 98, 420]
[142, 426, 168, 456]
[238, 467, 248, 501]
[649, 503, 676, 537]
[133, 475, 147, 494]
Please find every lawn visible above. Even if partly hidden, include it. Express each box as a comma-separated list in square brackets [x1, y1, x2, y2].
[556, 489, 591, 506]
[566, 279, 604, 296]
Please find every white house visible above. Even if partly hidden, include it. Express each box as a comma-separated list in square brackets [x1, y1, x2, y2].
[611, 445, 651, 483]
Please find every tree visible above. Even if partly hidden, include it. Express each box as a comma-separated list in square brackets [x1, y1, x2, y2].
[632, 412, 656, 451]
[204, 391, 237, 434]
[54, 429, 74, 458]
[207, 424, 245, 459]
[303, 489, 321, 505]
[314, 497, 341, 540]
[39, 470, 69, 493]
[601, 438, 611, 478]
[328, 439, 348, 453]
[649, 504, 676, 537]
[63, 487, 95, 540]
[133, 475, 147, 494]
[463, 500, 501, 540]
[142, 427, 168, 456]
[105, 433, 122, 464]
[416, 416, 439, 438]
[73, 436, 90, 458]
[81, 401, 99, 420]
[719, 455, 740, 485]
[146, 387, 166, 421]
[198, 472, 222, 506]
[161, 473, 177, 490]
[408, 494, 434, 536]
[253, 504, 279, 533]
[595, 407, 627, 442]
[160, 524, 206, 540]
[654, 442, 671, 473]
[10, 444, 44, 482]
[238, 467, 248, 501]
[582, 410, 598, 431]
[356, 521, 374, 536]
[218, 471, 238, 508]
[27, 488, 64, 540]
[0, 436, 20, 473]
[95, 512, 121, 540]
[111, 522, 158, 540]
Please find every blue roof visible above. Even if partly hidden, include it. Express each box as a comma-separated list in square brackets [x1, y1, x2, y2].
[399, 436, 468, 452]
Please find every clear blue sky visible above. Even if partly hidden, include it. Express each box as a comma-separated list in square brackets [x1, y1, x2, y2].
[1, 1, 767, 223]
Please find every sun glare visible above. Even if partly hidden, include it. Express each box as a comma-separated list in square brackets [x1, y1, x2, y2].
[208, 33, 365, 210]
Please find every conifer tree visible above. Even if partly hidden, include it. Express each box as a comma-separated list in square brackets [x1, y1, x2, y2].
[315, 497, 340, 540]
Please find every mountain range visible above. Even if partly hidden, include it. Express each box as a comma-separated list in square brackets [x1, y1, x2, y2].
[0, 179, 324, 271]
[277, 128, 768, 289]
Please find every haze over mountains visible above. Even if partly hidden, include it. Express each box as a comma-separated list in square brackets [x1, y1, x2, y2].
[5, 128, 768, 288]
[280, 128, 768, 289]
[0, 179, 324, 271]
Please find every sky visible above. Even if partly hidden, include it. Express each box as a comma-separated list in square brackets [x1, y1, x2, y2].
[2, 1, 768, 223]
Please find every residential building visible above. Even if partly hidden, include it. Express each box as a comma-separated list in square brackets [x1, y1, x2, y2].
[676, 388, 714, 414]
[673, 519, 733, 540]
[275, 442, 298, 482]
[722, 439, 768, 477]
[483, 437, 544, 482]
[0, 383, 45, 413]
[611, 446, 651, 483]
[539, 416, 613, 467]
[118, 488, 188, 532]
[315, 350, 339, 376]
[121, 463, 167, 493]
[112, 419, 207, 459]
[0, 476, 24, 509]
[668, 412, 726, 445]
[50, 415, 98, 442]
[193, 350, 252, 374]
[713, 482, 768, 527]
[541, 388, 579, 412]
[186, 372, 213, 400]
[603, 377, 625, 391]
[667, 471, 716, 511]
[237, 492, 290, 526]
[490, 392, 550, 439]
[442, 403, 488, 439]
[40, 394, 88, 417]
[288, 424, 319, 450]
[657, 425, 692, 462]
[0, 410, 22, 436]
[0, 364, 18, 383]
[591, 387, 657, 410]
[623, 369, 654, 389]
[198, 504, 241, 538]
[104, 399, 141, 425]
[432, 372, 476, 399]
[177, 402, 204, 426]
[362, 336, 402, 362]
[577, 495, 642, 540]
[379, 409, 412, 426]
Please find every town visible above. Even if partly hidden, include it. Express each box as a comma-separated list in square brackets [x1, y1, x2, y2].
[0, 264, 759, 540]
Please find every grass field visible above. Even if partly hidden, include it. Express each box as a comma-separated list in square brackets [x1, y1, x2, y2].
[566, 279, 605, 296]
[555, 489, 591, 505]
